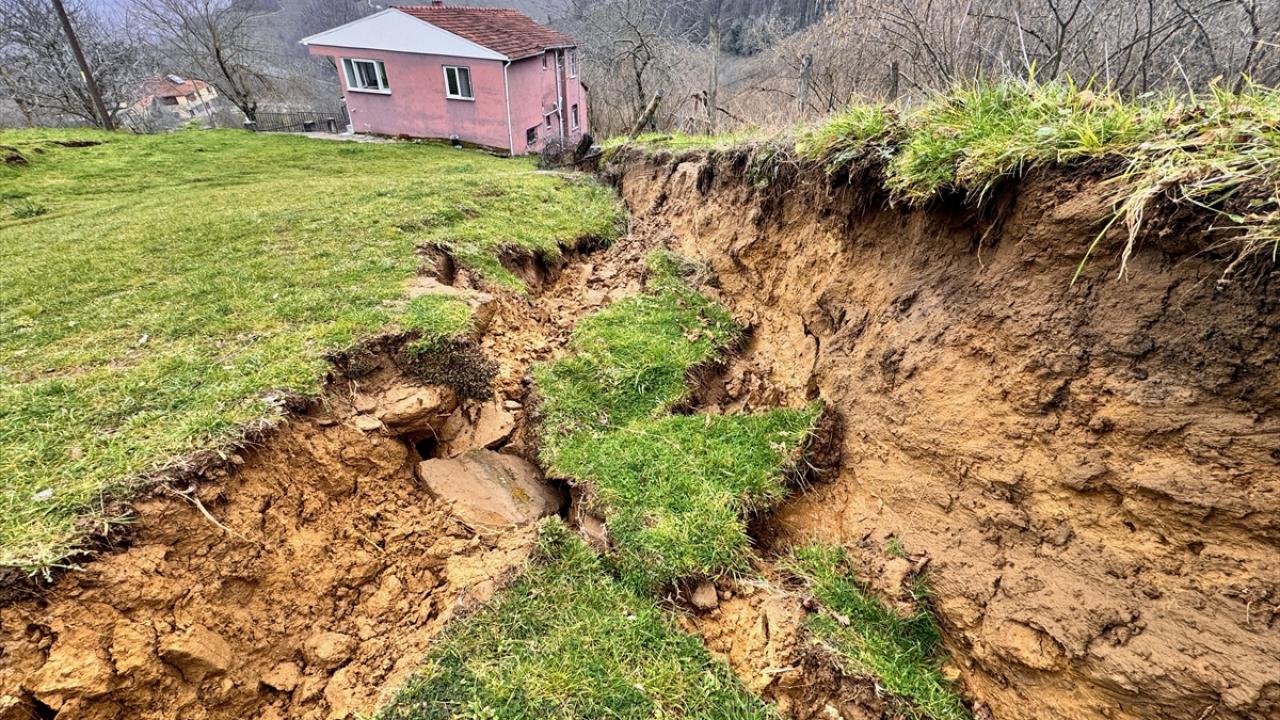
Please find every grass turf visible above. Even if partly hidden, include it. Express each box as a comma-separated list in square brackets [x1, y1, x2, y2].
[788, 545, 969, 720]
[0, 129, 619, 574]
[617, 80, 1279, 275]
[404, 294, 475, 355]
[796, 79, 1280, 274]
[535, 252, 818, 591]
[378, 519, 773, 720]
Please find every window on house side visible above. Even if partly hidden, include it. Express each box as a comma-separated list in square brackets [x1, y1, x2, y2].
[542, 53, 548, 71]
[444, 66, 473, 100]
[526, 126, 537, 146]
[569, 49, 578, 77]
[571, 104, 579, 129]
[545, 115, 552, 130]
[343, 58, 389, 92]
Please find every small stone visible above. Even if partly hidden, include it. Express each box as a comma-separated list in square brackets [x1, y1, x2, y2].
[471, 402, 516, 449]
[502, 399, 523, 410]
[160, 624, 232, 683]
[303, 632, 357, 670]
[691, 581, 719, 611]
[352, 415, 383, 432]
[0, 694, 37, 720]
[376, 386, 457, 431]
[577, 513, 608, 548]
[261, 661, 302, 692]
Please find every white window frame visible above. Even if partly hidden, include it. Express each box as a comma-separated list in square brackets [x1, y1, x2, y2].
[443, 65, 474, 101]
[343, 58, 390, 94]
[568, 49, 578, 78]
[571, 103, 579, 130]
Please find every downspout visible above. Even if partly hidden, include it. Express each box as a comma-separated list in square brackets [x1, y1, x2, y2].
[554, 51, 565, 144]
[503, 58, 514, 155]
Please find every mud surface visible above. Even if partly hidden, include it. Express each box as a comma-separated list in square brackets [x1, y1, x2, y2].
[615, 150, 1280, 720]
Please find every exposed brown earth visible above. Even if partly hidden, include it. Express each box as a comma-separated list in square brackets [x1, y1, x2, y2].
[612, 148, 1280, 720]
[0, 233, 659, 720]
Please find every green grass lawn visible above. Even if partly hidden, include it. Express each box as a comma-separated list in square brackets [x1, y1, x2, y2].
[380, 520, 773, 720]
[0, 129, 619, 575]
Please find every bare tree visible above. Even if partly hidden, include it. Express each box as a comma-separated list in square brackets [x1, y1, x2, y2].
[0, 0, 154, 128]
[131, 0, 280, 122]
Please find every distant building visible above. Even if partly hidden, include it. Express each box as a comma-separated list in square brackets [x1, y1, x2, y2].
[126, 75, 219, 126]
[301, 2, 589, 155]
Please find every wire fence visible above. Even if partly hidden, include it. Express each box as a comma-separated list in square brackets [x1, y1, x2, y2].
[246, 107, 349, 134]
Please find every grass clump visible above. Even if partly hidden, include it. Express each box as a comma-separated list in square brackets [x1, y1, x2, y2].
[800, 79, 1280, 273]
[535, 252, 819, 591]
[788, 545, 969, 720]
[535, 252, 740, 447]
[0, 129, 619, 575]
[404, 294, 474, 355]
[379, 519, 773, 720]
[1098, 83, 1280, 278]
[803, 80, 1156, 202]
[796, 104, 902, 171]
[556, 407, 818, 591]
[602, 130, 768, 163]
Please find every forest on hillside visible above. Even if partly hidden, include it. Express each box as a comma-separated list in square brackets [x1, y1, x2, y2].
[2, 0, 1277, 134]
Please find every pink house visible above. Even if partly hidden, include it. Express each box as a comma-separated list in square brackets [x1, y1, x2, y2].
[301, 3, 588, 155]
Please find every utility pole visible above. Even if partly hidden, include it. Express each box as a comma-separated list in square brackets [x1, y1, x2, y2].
[51, 0, 115, 130]
[797, 54, 812, 117]
[707, 12, 721, 134]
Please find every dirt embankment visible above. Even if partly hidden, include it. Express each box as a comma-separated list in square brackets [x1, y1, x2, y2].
[612, 150, 1280, 720]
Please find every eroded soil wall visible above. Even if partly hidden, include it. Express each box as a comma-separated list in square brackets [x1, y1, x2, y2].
[614, 151, 1280, 720]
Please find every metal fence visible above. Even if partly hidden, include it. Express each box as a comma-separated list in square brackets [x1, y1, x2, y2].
[247, 107, 349, 134]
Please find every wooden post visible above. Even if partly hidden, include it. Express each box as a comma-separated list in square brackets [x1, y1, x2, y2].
[797, 54, 812, 117]
[889, 60, 900, 99]
[708, 13, 721, 134]
[51, 0, 115, 130]
[627, 91, 663, 140]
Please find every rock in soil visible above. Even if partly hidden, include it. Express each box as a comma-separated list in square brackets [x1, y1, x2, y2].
[691, 581, 720, 611]
[417, 450, 563, 529]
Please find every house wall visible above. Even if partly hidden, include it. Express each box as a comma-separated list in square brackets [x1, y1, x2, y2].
[506, 50, 589, 155]
[308, 44, 512, 151]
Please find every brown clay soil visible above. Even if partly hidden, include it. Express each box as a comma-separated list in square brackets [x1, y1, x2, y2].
[611, 148, 1280, 720]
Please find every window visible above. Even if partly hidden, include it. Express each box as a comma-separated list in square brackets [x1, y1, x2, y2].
[571, 104, 579, 130]
[342, 58, 389, 93]
[568, 49, 578, 78]
[526, 126, 538, 146]
[542, 53, 548, 71]
[545, 115, 552, 130]
[444, 66, 473, 100]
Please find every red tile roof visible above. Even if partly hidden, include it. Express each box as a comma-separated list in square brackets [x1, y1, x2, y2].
[396, 4, 577, 60]
[141, 75, 211, 99]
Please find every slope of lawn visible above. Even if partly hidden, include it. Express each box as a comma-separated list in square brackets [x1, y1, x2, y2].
[535, 252, 819, 591]
[0, 129, 620, 575]
[379, 519, 773, 720]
